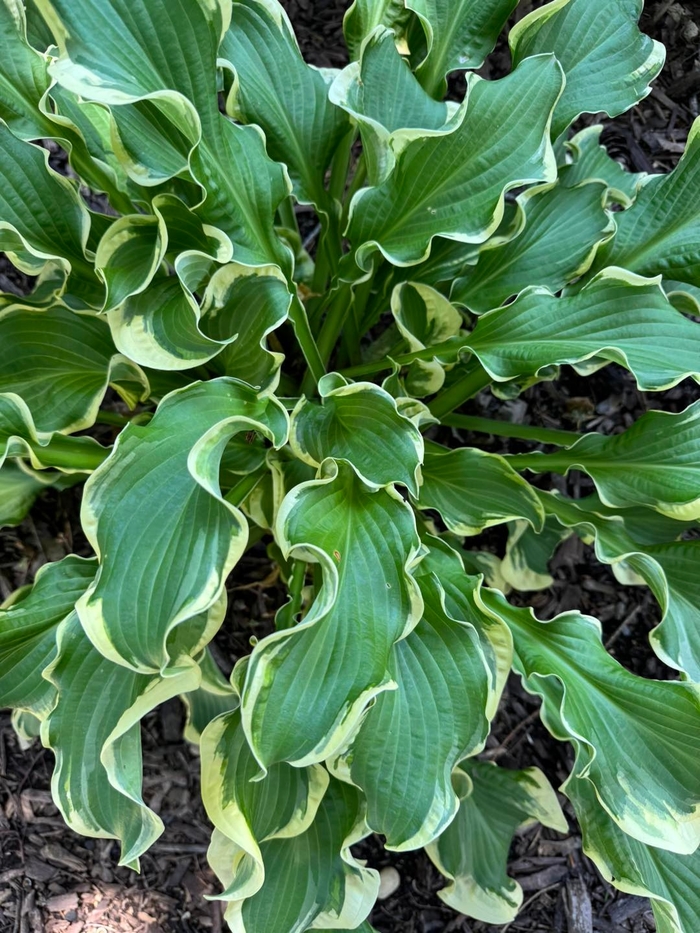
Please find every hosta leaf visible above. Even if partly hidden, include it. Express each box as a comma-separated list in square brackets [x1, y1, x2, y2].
[466, 268, 700, 391]
[0, 1, 136, 210]
[38, 0, 224, 135]
[419, 537, 512, 715]
[42, 609, 212, 868]
[391, 282, 463, 395]
[41, 0, 291, 268]
[343, 0, 408, 60]
[451, 179, 612, 313]
[569, 777, 700, 933]
[427, 762, 566, 923]
[587, 119, 700, 293]
[290, 376, 423, 493]
[330, 26, 454, 185]
[346, 54, 563, 270]
[203, 263, 290, 388]
[108, 278, 231, 371]
[0, 306, 148, 433]
[501, 517, 571, 592]
[407, 0, 518, 95]
[95, 214, 166, 312]
[485, 589, 700, 853]
[211, 778, 378, 933]
[0, 462, 65, 528]
[242, 459, 423, 768]
[538, 491, 700, 681]
[0, 392, 108, 473]
[517, 401, 700, 520]
[416, 446, 544, 536]
[564, 125, 646, 207]
[201, 707, 329, 901]
[220, 0, 349, 211]
[77, 379, 288, 674]
[0, 124, 100, 304]
[510, 0, 664, 138]
[0, 0, 52, 140]
[0, 555, 96, 718]
[330, 561, 493, 849]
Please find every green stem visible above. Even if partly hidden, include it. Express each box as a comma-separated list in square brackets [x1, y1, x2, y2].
[32, 436, 110, 472]
[428, 363, 492, 420]
[277, 559, 307, 630]
[342, 153, 367, 224]
[95, 410, 131, 427]
[505, 449, 582, 473]
[277, 196, 300, 237]
[340, 336, 466, 378]
[329, 129, 356, 204]
[442, 414, 582, 447]
[224, 466, 268, 506]
[301, 283, 353, 395]
[288, 295, 326, 390]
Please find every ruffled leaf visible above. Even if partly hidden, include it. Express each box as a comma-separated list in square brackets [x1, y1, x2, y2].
[427, 761, 566, 923]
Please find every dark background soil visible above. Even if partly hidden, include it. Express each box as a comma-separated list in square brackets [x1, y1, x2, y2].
[1, 2, 699, 932]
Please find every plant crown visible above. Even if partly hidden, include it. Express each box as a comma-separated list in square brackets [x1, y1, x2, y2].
[1, 0, 699, 930]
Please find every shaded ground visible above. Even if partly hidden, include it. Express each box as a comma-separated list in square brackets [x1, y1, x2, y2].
[1, 1, 700, 931]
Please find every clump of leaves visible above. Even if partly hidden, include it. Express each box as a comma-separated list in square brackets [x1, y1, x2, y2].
[1, 0, 699, 929]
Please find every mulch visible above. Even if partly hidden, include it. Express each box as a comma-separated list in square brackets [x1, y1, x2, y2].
[1, 1, 699, 931]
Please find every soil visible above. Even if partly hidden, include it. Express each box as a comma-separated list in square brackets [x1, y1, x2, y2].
[1, 2, 700, 932]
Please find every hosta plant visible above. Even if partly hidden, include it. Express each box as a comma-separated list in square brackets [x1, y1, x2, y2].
[2, 0, 700, 929]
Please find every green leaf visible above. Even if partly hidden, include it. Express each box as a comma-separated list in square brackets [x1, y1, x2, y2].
[587, 119, 700, 295]
[564, 125, 646, 207]
[0, 306, 148, 433]
[391, 281, 463, 395]
[422, 537, 513, 714]
[451, 178, 613, 313]
[485, 589, 700, 853]
[108, 278, 231, 371]
[210, 778, 378, 933]
[538, 491, 700, 681]
[343, 0, 408, 60]
[0, 123, 100, 304]
[42, 611, 206, 869]
[569, 777, 700, 933]
[0, 1, 136, 210]
[516, 401, 700, 520]
[330, 558, 493, 849]
[346, 54, 563, 270]
[290, 376, 423, 494]
[40, 0, 291, 268]
[510, 0, 664, 138]
[330, 26, 454, 185]
[427, 761, 566, 923]
[220, 0, 349, 211]
[408, 0, 518, 96]
[95, 214, 166, 312]
[0, 0, 52, 139]
[0, 392, 108, 473]
[501, 516, 571, 591]
[0, 462, 64, 528]
[466, 268, 700, 391]
[203, 263, 291, 389]
[416, 446, 544, 536]
[242, 459, 423, 768]
[0, 555, 96, 718]
[201, 706, 329, 901]
[77, 379, 288, 674]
